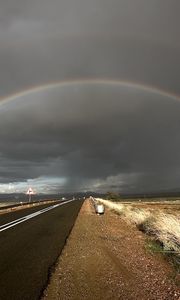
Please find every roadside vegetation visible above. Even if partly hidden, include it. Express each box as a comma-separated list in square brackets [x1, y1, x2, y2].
[96, 198, 180, 273]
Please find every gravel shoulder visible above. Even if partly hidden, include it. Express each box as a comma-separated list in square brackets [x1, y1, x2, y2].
[42, 199, 180, 300]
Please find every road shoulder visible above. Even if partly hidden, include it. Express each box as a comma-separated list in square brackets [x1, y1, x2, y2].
[42, 199, 180, 300]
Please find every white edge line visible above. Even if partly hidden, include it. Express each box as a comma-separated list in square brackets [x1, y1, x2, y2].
[0, 199, 76, 233]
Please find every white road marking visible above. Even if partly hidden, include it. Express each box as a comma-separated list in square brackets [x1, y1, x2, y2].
[0, 199, 76, 233]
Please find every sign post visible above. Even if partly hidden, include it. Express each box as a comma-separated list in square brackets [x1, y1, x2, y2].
[26, 188, 35, 203]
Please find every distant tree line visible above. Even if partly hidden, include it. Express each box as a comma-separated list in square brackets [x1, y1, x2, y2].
[105, 192, 121, 201]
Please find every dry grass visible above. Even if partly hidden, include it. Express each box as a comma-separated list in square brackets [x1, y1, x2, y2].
[150, 213, 180, 253]
[96, 198, 180, 256]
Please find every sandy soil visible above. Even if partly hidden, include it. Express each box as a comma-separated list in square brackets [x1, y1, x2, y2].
[42, 199, 180, 300]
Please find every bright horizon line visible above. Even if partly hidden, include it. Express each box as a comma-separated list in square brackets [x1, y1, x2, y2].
[0, 78, 180, 106]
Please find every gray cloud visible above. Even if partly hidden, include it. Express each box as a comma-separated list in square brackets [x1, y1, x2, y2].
[0, 1, 179, 193]
[1, 83, 180, 193]
[0, 0, 179, 96]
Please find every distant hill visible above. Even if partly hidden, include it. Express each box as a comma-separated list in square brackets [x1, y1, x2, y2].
[0, 189, 180, 203]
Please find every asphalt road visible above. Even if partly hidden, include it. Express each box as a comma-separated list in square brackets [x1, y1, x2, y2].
[0, 199, 83, 300]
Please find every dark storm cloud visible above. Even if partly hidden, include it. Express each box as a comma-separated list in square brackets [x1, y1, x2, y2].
[0, 1, 179, 193]
[1, 83, 180, 192]
[0, 0, 179, 96]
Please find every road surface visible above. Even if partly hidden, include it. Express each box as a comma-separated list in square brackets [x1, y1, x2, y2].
[0, 199, 83, 300]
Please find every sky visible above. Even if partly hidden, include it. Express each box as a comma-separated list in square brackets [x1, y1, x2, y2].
[0, 0, 180, 194]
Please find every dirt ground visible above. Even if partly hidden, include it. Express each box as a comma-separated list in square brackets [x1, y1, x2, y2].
[42, 199, 180, 300]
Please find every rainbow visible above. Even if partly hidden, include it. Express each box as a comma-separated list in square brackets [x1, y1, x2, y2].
[0, 79, 180, 106]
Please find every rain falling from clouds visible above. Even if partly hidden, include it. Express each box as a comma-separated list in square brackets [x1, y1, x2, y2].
[0, 1, 179, 193]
